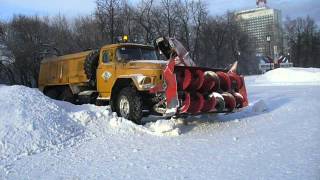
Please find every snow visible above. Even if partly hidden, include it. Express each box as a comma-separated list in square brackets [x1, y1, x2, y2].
[246, 67, 320, 85]
[251, 100, 268, 113]
[0, 86, 86, 162]
[1, 68, 320, 179]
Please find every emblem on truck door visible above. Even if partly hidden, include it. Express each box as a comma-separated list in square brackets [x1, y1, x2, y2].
[102, 71, 112, 80]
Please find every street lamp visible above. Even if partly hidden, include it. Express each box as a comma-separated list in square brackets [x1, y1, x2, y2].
[266, 35, 271, 70]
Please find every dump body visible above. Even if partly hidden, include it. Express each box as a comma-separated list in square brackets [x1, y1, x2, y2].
[38, 51, 91, 91]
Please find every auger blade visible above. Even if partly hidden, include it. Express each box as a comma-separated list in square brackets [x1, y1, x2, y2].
[199, 71, 218, 93]
[233, 92, 244, 108]
[222, 92, 236, 111]
[216, 72, 231, 92]
[202, 96, 216, 112]
[179, 92, 191, 113]
[188, 69, 205, 91]
[176, 68, 192, 90]
[210, 92, 225, 112]
[188, 92, 205, 114]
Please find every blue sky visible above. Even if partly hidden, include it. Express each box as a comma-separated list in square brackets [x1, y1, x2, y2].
[1, 0, 319, 24]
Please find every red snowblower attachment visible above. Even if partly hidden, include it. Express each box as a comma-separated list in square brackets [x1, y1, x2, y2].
[151, 37, 248, 117]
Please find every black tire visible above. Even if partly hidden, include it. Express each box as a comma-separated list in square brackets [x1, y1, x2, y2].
[59, 87, 75, 103]
[116, 87, 143, 124]
[44, 88, 60, 100]
[84, 49, 99, 87]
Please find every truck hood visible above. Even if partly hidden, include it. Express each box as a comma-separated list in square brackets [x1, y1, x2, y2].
[126, 60, 168, 69]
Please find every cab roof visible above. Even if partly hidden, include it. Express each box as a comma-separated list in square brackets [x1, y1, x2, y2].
[101, 43, 154, 49]
[41, 43, 155, 63]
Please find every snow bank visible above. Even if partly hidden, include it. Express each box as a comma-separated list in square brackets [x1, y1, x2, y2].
[247, 68, 320, 85]
[251, 100, 268, 113]
[0, 85, 181, 163]
[109, 116, 182, 136]
[0, 86, 85, 161]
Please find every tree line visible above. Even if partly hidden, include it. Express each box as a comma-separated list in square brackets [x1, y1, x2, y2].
[284, 16, 320, 68]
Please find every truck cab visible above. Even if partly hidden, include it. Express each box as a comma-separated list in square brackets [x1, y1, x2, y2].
[95, 43, 166, 100]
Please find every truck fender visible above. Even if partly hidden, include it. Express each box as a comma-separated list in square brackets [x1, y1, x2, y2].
[117, 74, 152, 91]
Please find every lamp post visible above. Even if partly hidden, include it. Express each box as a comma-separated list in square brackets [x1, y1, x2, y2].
[266, 35, 271, 70]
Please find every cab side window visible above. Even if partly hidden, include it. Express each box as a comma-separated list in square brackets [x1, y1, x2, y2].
[103, 52, 110, 63]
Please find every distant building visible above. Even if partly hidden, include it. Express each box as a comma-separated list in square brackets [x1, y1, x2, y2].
[235, 3, 283, 59]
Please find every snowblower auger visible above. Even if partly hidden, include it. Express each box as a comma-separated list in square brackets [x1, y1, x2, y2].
[150, 37, 248, 117]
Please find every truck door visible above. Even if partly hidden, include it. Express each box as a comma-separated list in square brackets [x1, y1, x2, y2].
[96, 49, 116, 99]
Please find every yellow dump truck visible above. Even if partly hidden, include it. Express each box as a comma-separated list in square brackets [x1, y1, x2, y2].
[39, 43, 167, 124]
[39, 37, 248, 124]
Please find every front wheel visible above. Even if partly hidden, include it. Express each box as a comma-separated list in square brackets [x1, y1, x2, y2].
[116, 87, 143, 124]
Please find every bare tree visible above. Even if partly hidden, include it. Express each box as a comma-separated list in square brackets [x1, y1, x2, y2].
[73, 15, 104, 50]
[49, 15, 76, 54]
[4, 15, 52, 87]
[95, 0, 122, 43]
[135, 0, 155, 43]
[285, 16, 320, 68]
[190, 0, 207, 61]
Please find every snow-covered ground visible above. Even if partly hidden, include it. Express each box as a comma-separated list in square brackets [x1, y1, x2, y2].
[0, 68, 320, 179]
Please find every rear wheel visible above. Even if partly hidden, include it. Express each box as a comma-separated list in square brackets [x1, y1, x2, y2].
[44, 88, 60, 100]
[116, 87, 143, 124]
[59, 87, 75, 103]
[44, 86, 75, 103]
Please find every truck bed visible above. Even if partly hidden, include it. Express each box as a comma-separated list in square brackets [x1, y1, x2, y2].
[38, 51, 91, 90]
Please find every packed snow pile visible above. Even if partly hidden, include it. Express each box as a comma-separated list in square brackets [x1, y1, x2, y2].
[251, 100, 268, 113]
[248, 68, 320, 85]
[0, 85, 181, 164]
[0, 85, 86, 161]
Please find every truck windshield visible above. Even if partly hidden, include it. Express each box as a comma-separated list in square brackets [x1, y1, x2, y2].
[116, 47, 158, 61]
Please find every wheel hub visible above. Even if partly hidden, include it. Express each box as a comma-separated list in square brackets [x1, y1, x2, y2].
[119, 96, 130, 117]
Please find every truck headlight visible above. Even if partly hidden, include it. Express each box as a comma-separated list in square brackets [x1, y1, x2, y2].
[142, 77, 152, 85]
[139, 76, 155, 89]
